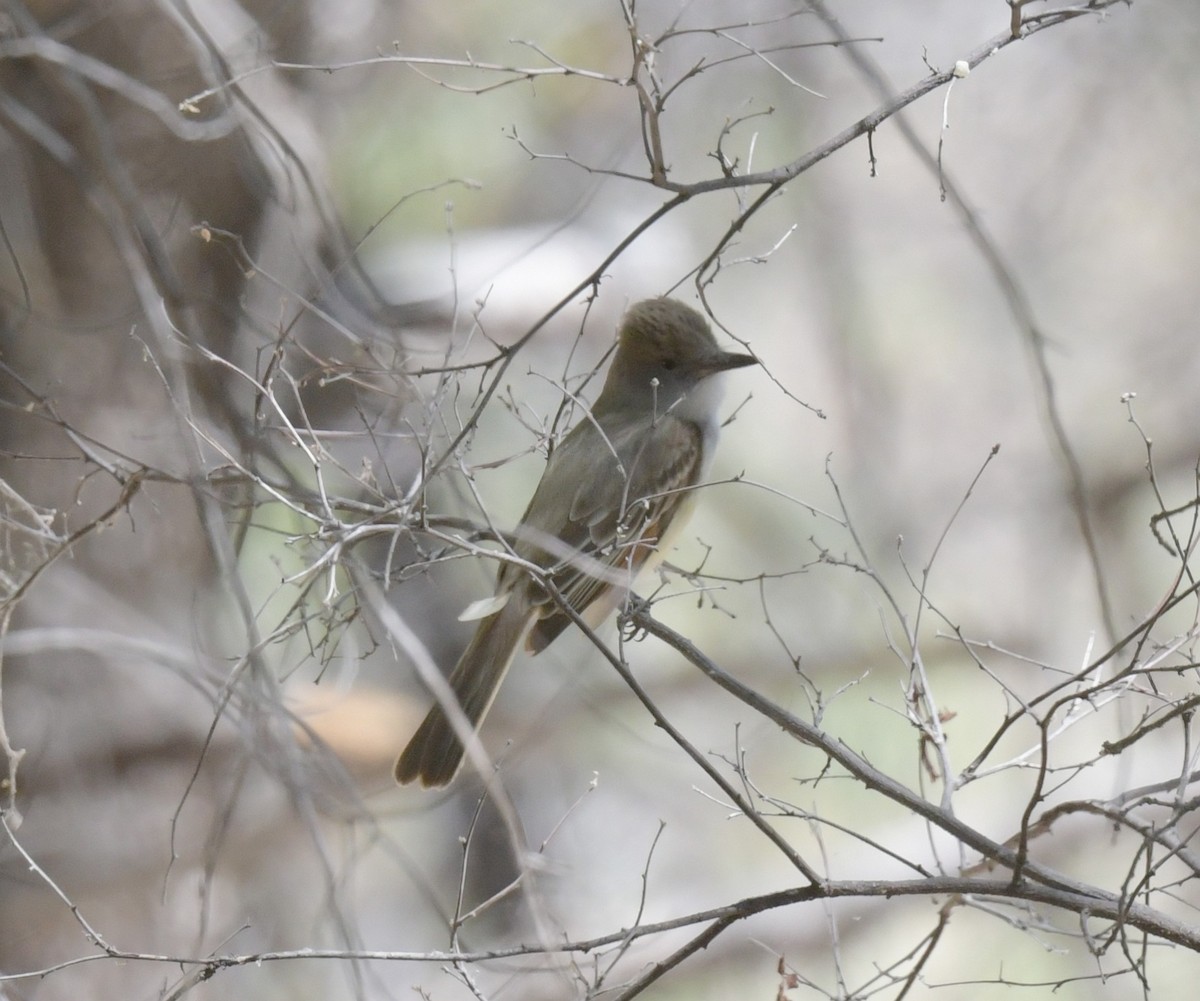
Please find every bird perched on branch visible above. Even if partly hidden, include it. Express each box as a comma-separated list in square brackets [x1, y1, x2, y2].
[396, 297, 756, 787]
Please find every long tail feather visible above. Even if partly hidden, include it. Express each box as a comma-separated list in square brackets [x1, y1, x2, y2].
[395, 598, 534, 787]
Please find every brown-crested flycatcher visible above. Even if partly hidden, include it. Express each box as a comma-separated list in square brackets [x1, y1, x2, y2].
[396, 298, 756, 786]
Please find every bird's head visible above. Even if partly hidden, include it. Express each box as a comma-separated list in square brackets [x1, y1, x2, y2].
[604, 298, 756, 408]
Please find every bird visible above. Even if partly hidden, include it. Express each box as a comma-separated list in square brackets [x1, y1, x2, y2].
[395, 297, 756, 787]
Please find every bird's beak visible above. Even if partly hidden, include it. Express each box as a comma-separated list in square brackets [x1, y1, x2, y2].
[697, 350, 757, 377]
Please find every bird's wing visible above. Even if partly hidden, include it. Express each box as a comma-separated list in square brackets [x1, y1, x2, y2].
[517, 413, 704, 652]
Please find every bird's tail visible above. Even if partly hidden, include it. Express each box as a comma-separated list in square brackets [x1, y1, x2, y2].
[395, 596, 534, 787]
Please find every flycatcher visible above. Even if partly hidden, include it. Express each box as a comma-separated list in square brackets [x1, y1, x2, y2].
[396, 297, 756, 787]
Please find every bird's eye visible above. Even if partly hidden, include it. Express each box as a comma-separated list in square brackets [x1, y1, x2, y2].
[662, 358, 677, 371]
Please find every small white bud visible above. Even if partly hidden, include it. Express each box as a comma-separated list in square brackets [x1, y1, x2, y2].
[953, 60, 970, 79]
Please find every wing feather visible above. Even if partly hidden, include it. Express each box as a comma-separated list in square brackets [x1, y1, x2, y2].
[519, 414, 704, 652]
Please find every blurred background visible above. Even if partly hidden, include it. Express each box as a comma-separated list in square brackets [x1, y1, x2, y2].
[2, 1, 1199, 998]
